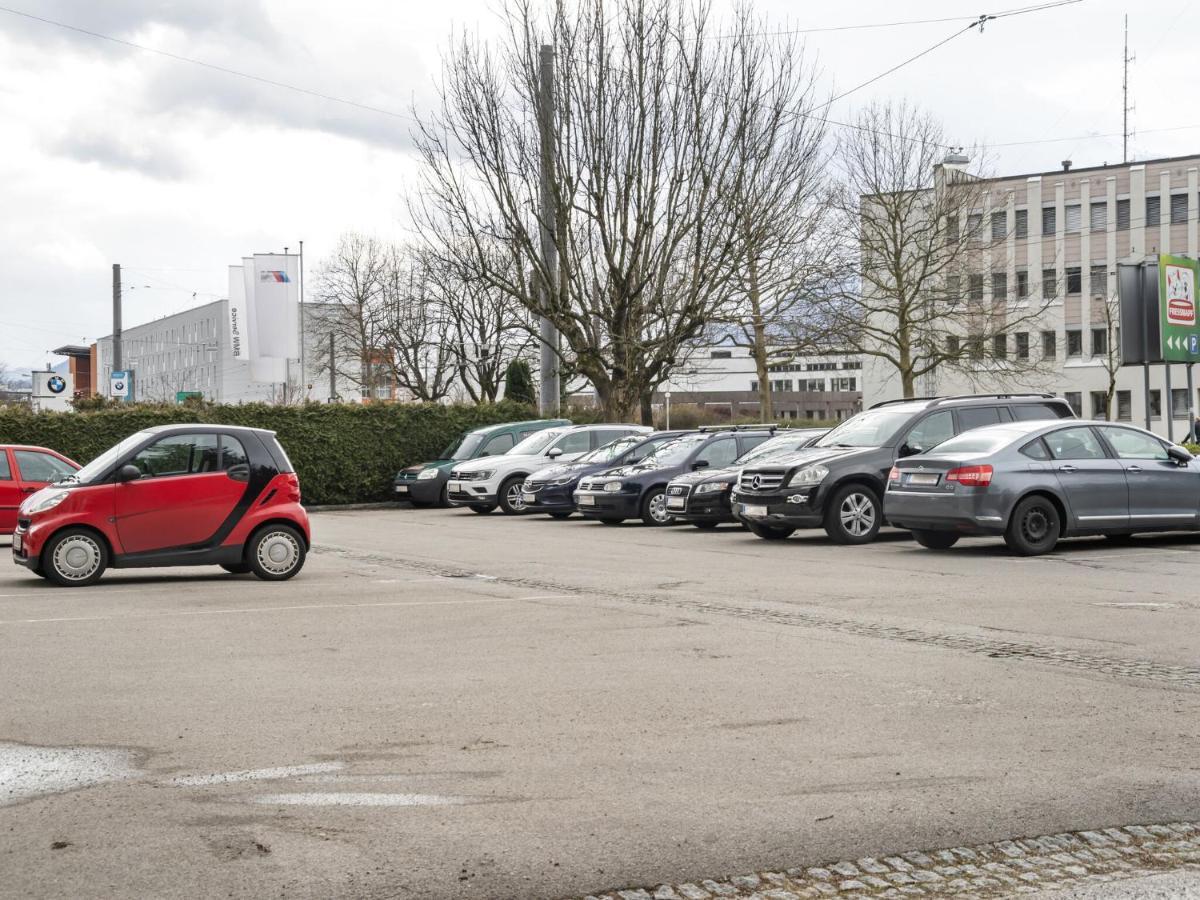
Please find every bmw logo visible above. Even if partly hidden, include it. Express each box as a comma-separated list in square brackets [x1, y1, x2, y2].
[47, 375, 66, 394]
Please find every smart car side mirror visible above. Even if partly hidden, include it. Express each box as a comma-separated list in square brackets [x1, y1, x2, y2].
[547, 447, 563, 459]
[1167, 445, 1192, 466]
[116, 464, 142, 483]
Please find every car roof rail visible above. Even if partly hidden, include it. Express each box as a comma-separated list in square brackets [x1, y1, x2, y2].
[868, 396, 941, 409]
[927, 392, 1056, 407]
[697, 425, 737, 433]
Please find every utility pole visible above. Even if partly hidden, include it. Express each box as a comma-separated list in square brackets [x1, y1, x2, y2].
[112, 262, 123, 380]
[1122, 14, 1135, 163]
[536, 42, 561, 415]
[299, 239, 306, 401]
[329, 332, 337, 402]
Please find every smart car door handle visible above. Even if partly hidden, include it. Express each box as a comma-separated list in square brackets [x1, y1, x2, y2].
[1058, 465, 1078, 473]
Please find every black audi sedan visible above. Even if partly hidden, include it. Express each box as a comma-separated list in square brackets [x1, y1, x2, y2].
[520, 430, 690, 518]
[666, 428, 827, 528]
[573, 426, 777, 526]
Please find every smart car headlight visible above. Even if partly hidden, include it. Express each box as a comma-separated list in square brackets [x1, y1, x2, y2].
[787, 464, 829, 487]
[24, 489, 68, 515]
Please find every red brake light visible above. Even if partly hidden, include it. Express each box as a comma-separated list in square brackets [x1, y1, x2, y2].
[888, 466, 900, 482]
[946, 465, 993, 487]
[284, 473, 302, 502]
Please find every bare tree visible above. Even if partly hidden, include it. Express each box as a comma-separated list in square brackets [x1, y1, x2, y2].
[831, 100, 1053, 398]
[414, 0, 797, 422]
[376, 247, 458, 402]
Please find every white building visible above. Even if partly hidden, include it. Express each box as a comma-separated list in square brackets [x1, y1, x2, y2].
[864, 152, 1200, 440]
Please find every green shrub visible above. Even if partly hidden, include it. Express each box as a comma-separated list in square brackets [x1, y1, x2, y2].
[503, 360, 536, 406]
[1184, 442, 1200, 456]
[0, 400, 543, 506]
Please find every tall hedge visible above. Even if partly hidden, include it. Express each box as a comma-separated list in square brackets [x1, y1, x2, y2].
[0, 400, 544, 505]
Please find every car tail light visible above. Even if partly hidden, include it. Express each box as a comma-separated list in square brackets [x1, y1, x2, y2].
[888, 466, 900, 482]
[945, 465, 993, 487]
[284, 473, 302, 502]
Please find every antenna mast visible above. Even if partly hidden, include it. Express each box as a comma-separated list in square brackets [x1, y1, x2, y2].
[1123, 14, 1135, 163]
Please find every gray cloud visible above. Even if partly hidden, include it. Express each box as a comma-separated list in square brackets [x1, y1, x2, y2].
[4, 1, 277, 45]
[52, 130, 191, 180]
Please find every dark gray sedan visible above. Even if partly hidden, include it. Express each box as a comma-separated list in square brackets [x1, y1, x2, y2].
[884, 419, 1200, 555]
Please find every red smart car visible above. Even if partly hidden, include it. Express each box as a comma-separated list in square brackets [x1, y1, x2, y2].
[12, 425, 309, 587]
[1, 445, 80, 534]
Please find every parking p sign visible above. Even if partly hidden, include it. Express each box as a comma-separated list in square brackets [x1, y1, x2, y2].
[1159, 254, 1200, 361]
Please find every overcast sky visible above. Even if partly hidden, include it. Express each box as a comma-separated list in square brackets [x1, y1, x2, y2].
[1, 0, 1195, 374]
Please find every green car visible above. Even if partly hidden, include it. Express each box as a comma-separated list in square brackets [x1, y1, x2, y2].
[394, 419, 571, 507]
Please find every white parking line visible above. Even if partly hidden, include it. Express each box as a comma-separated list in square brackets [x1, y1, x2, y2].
[0, 594, 571, 626]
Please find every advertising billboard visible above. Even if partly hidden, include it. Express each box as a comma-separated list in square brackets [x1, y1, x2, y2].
[1158, 254, 1200, 361]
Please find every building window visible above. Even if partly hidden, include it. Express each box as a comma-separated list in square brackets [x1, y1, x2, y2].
[945, 215, 959, 243]
[1015, 208, 1028, 239]
[967, 212, 983, 238]
[946, 335, 960, 356]
[1090, 201, 1107, 231]
[967, 336, 984, 360]
[1066, 267, 1082, 294]
[1091, 327, 1108, 357]
[832, 377, 856, 392]
[991, 211, 1006, 240]
[1172, 388, 1190, 417]
[710, 350, 732, 359]
[1066, 329, 1083, 357]
[1064, 391, 1082, 416]
[1042, 206, 1056, 236]
[945, 274, 961, 303]
[1117, 198, 1131, 230]
[1116, 390, 1132, 421]
[841, 361, 862, 370]
[1090, 264, 1108, 297]
[1171, 193, 1189, 225]
[1147, 195, 1161, 227]
[1149, 389, 1162, 418]
[1015, 332, 1029, 359]
[749, 380, 758, 393]
[770, 379, 793, 392]
[1065, 203, 1081, 233]
[991, 272, 1007, 299]
[801, 378, 826, 392]
[1090, 391, 1109, 420]
[969, 274, 984, 301]
[1042, 330, 1057, 358]
[1042, 268, 1057, 299]
[992, 334, 1007, 359]
[1016, 270, 1029, 298]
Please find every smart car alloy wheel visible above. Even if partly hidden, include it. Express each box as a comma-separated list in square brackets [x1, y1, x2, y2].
[249, 525, 306, 580]
[44, 528, 108, 587]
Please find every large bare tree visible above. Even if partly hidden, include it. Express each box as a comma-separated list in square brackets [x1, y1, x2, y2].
[832, 100, 1053, 398]
[414, 0, 814, 422]
[377, 247, 458, 402]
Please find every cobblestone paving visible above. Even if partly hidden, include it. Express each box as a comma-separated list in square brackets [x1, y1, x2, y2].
[567, 823, 1200, 900]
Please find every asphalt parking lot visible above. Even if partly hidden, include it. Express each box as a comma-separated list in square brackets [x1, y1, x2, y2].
[1, 508, 1199, 899]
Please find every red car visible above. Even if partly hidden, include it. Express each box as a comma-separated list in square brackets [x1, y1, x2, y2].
[1, 445, 80, 534]
[12, 425, 309, 587]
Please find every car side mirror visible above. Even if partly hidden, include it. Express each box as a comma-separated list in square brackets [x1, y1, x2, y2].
[547, 447, 563, 459]
[1167, 445, 1192, 466]
[692, 459, 710, 470]
[117, 464, 142, 483]
[899, 443, 921, 458]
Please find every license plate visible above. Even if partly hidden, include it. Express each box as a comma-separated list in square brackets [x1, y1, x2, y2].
[522, 492, 536, 504]
[448, 481, 461, 493]
[667, 497, 686, 510]
[579, 494, 595, 506]
[13, 533, 23, 554]
[906, 473, 940, 486]
[741, 504, 767, 517]
[394, 485, 408, 493]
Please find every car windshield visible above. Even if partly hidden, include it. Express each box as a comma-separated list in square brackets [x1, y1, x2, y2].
[639, 434, 707, 466]
[443, 432, 485, 460]
[735, 434, 810, 465]
[815, 410, 915, 448]
[66, 431, 151, 484]
[509, 428, 564, 456]
[580, 435, 641, 464]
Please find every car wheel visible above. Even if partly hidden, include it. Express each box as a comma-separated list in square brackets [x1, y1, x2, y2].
[640, 487, 673, 526]
[248, 524, 307, 581]
[220, 563, 253, 574]
[824, 484, 881, 544]
[692, 521, 720, 530]
[469, 504, 497, 514]
[599, 518, 624, 525]
[1004, 495, 1061, 556]
[548, 512, 571, 520]
[746, 522, 795, 540]
[498, 477, 528, 515]
[911, 529, 960, 550]
[42, 528, 108, 587]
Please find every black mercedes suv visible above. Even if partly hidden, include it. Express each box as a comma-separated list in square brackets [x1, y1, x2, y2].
[574, 426, 777, 526]
[731, 393, 1075, 543]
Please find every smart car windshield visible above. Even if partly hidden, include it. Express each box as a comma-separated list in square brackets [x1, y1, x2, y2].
[815, 410, 915, 448]
[67, 432, 151, 484]
[444, 432, 485, 460]
[510, 429, 564, 456]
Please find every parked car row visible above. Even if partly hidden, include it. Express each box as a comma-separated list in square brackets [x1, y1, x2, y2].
[395, 392, 1200, 556]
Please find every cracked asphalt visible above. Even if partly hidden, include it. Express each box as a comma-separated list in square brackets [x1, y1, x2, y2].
[0, 509, 1198, 899]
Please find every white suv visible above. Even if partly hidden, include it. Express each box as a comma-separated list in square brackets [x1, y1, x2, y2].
[447, 424, 649, 514]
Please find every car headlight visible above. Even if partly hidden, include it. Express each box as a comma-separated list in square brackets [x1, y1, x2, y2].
[474, 471, 495, 481]
[602, 481, 623, 492]
[788, 465, 829, 487]
[24, 489, 69, 515]
[695, 482, 730, 494]
[417, 468, 440, 480]
[549, 477, 575, 486]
